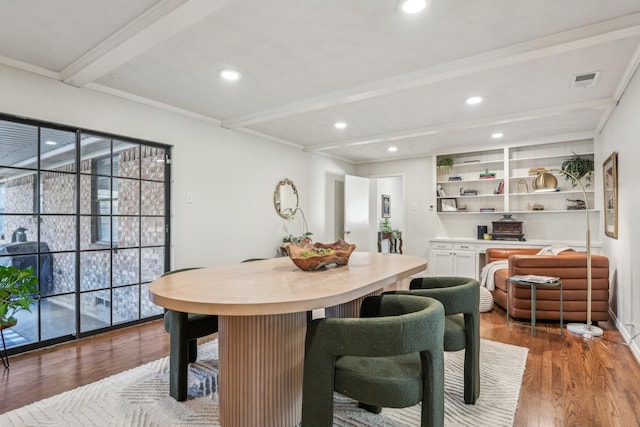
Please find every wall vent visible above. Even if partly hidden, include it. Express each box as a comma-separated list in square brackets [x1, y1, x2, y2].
[570, 71, 600, 88]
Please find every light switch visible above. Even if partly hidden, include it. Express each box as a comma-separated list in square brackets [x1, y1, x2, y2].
[186, 191, 193, 204]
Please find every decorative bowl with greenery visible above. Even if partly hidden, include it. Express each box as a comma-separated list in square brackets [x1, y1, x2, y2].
[0, 265, 39, 327]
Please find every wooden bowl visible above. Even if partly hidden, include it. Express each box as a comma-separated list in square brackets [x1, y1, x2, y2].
[284, 239, 356, 271]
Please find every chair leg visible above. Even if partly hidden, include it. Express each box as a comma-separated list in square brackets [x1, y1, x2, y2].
[168, 311, 189, 401]
[188, 339, 198, 363]
[463, 313, 481, 404]
[358, 402, 381, 414]
[422, 349, 445, 427]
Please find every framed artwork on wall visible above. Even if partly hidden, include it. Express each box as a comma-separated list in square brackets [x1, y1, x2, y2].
[603, 151, 618, 239]
[382, 194, 391, 218]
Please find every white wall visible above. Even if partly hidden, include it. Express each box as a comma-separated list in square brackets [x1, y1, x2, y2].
[0, 64, 354, 268]
[598, 66, 640, 357]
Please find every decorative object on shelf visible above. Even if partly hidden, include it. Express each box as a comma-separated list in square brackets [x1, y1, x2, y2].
[528, 167, 548, 176]
[437, 156, 454, 174]
[477, 225, 488, 240]
[603, 152, 618, 239]
[561, 153, 594, 188]
[566, 199, 586, 210]
[491, 214, 525, 241]
[437, 185, 446, 197]
[439, 198, 457, 212]
[460, 187, 478, 196]
[517, 179, 529, 193]
[448, 176, 462, 181]
[531, 171, 558, 191]
[531, 204, 544, 211]
[381, 194, 391, 218]
[284, 239, 356, 271]
[479, 169, 496, 179]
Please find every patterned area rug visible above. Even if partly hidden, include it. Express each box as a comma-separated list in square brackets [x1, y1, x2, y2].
[0, 338, 528, 426]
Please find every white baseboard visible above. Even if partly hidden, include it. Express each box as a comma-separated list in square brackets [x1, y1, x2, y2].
[611, 309, 640, 365]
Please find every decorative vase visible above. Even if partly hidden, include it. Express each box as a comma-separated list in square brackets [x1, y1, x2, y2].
[532, 172, 558, 191]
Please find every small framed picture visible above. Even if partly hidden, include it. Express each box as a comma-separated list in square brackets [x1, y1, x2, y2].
[381, 194, 391, 218]
[439, 198, 457, 212]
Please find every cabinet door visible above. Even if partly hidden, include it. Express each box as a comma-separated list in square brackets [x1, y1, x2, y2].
[431, 250, 454, 276]
[453, 251, 477, 279]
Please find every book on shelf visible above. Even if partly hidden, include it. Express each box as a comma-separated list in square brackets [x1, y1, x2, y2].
[510, 274, 560, 284]
[448, 176, 462, 181]
[479, 208, 495, 212]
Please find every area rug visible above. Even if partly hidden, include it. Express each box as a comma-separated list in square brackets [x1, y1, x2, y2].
[0, 338, 528, 426]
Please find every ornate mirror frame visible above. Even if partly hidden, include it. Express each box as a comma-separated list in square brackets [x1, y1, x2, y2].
[274, 178, 299, 218]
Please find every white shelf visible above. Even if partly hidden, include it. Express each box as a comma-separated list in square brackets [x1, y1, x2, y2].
[435, 139, 595, 214]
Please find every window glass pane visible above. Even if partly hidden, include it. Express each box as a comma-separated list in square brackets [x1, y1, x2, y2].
[80, 134, 111, 167]
[0, 119, 38, 168]
[141, 181, 164, 215]
[141, 282, 164, 317]
[113, 248, 139, 286]
[80, 290, 110, 332]
[41, 294, 76, 340]
[140, 145, 165, 181]
[141, 217, 165, 246]
[113, 285, 139, 324]
[41, 171, 75, 214]
[0, 214, 36, 243]
[80, 216, 111, 249]
[79, 174, 92, 215]
[49, 252, 75, 295]
[80, 250, 111, 291]
[0, 169, 37, 214]
[40, 128, 76, 172]
[40, 215, 76, 252]
[7, 307, 37, 348]
[114, 140, 139, 179]
[117, 216, 139, 247]
[141, 247, 164, 283]
[117, 177, 139, 215]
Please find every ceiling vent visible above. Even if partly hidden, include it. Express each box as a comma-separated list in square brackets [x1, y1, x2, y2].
[570, 71, 600, 88]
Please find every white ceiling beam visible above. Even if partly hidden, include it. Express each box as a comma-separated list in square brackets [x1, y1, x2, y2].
[60, 0, 232, 87]
[306, 99, 614, 152]
[222, 12, 640, 129]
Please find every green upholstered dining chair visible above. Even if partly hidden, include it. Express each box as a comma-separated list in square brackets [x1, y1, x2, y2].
[161, 268, 218, 401]
[390, 276, 480, 404]
[301, 293, 445, 427]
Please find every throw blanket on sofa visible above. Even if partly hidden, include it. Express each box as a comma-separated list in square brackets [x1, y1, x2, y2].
[480, 259, 507, 290]
[536, 244, 575, 255]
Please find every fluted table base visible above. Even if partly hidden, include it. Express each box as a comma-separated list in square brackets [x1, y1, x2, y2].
[218, 312, 307, 427]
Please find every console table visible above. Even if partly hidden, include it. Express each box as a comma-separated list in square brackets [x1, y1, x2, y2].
[378, 231, 402, 254]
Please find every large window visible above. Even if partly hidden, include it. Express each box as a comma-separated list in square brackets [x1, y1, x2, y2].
[0, 114, 170, 353]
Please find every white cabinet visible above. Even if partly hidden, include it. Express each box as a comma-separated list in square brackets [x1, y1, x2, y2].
[435, 139, 595, 214]
[430, 242, 477, 278]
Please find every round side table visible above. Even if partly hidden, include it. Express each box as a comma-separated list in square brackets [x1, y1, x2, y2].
[507, 277, 563, 337]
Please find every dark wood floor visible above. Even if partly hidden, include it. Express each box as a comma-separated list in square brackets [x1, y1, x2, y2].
[1, 307, 639, 426]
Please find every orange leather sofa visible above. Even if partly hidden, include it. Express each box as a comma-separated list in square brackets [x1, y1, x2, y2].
[485, 248, 609, 322]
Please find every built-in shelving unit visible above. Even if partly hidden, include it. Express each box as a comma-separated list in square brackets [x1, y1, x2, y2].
[435, 139, 596, 214]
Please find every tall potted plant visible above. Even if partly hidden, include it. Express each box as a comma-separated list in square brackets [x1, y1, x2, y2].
[0, 265, 39, 327]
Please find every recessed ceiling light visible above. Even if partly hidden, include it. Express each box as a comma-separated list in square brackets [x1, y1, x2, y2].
[219, 69, 241, 81]
[399, 0, 428, 14]
[334, 122, 347, 129]
[44, 140, 57, 145]
[388, 146, 398, 152]
[491, 132, 504, 139]
[465, 96, 483, 105]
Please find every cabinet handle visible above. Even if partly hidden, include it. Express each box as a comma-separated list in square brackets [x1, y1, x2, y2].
[460, 245, 469, 249]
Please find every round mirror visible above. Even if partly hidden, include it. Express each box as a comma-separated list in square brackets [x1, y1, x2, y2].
[274, 178, 299, 218]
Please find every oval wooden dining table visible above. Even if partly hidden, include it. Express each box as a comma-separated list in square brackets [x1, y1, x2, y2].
[149, 252, 427, 427]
